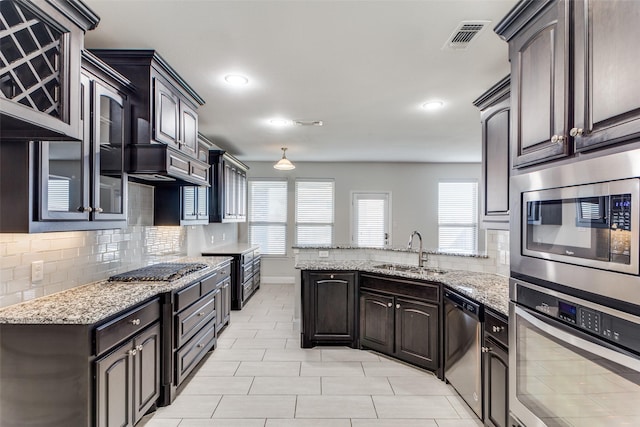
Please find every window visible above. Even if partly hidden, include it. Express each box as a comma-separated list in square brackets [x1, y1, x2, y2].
[47, 175, 70, 212]
[295, 180, 334, 245]
[352, 192, 390, 247]
[248, 180, 288, 255]
[438, 181, 478, 253]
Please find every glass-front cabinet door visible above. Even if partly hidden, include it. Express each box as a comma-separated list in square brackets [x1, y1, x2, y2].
[93, 81, 126, 220]
[39, 75, 91, 221]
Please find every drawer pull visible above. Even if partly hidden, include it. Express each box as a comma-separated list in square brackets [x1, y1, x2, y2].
[130, 318, 141, 326]
[197, 343, 206, 348]
[492, 326, 505, 333]
[128, 349, 137, 356]
[197, 312, 206, 317]
[136, 345, 143, 351]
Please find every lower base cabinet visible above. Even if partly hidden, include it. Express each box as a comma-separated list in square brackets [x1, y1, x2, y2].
[360, 290, 439, 371]
[484, 310, 509, 427]
[96, 322, 161, 427]
[301, 271, 357, 348]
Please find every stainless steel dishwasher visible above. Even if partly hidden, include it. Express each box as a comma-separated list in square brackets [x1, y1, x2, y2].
[444, 289, 483, 419]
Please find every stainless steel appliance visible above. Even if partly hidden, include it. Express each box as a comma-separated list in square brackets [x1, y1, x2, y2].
[444, 289, 484, 418]
[511, 148, 640, 307]
[510, 278, 640, 427]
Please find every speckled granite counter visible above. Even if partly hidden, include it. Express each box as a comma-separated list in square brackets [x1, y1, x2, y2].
[0, 256, 233, 325]
[293, 245, 490, 258]
[296, 261, 509, 316]
[201, 243, 260, 255]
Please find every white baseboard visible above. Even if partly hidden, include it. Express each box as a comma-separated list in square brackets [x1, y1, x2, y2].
[261, 276, 295, 284]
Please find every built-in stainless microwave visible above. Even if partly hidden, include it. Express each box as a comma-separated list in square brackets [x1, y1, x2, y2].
[522, 179, 638, 275]
[510, 148, 640, 308]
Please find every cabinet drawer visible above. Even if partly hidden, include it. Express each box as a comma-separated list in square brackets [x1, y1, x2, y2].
[485, 310, 508, 348]
[217, 264, 231, 282]
[95, 298, 160, 356]
[200, 274, 219, 296]
[175, 281, 201, 312]
[360, 274, 440, 303]
[167, 150, 190, 175]
[175, 291, 217, 348]
[242, 251, 254, 265]
[175, 319, 216, 385]
[190, 161, 209, 182]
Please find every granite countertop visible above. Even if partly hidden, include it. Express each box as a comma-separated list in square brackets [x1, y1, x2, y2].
[201, 243, 260, 255]
[296, 260, 509, 316]
[293, 245, 489, 259]
[0, 256, 233, 325]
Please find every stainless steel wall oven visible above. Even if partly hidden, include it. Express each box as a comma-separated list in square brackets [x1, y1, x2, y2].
[509, 279, 640, 427]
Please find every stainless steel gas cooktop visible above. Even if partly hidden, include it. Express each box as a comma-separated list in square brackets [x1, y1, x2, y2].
[108, 262, 207, 282]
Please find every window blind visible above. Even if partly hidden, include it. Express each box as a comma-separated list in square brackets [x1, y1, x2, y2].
[47, 176, 70, 212]
[249, 180, 288, 255]
[295, 180, 334, 246]
[438, 182, 478, 253]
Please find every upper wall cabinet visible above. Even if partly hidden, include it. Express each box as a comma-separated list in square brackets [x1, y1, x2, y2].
[496, 0, 640, 168]
[496, 0, 570, 168]
[572, 0, 640, 152]
[90, 50, 209, 186]
[473, 76, 510, 229]
[0, 51, 132, 232]
[0, 0, 99, 141]
[208, 149, 248, 223]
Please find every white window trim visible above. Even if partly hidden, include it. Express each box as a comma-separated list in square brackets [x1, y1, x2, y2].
[248, 178, 289, 256]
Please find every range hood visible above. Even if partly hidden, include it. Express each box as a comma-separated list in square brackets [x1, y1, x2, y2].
[127, 143, 210, 187]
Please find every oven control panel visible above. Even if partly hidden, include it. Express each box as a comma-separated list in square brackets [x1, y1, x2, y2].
[517, 283, 640, 354]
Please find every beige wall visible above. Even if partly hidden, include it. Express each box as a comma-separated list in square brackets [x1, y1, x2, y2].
[240, 161, 482, 281]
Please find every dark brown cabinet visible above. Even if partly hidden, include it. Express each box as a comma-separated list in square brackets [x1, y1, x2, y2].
[474, 77, 510, 229]
[496, 0, 640, 166]
[96, 322, 161, 427]
[572, 0, 640, 152]
[91, 49, 209, 186]
[359, 274, 440, 371]
[483, 310, 509, 427]
[0, 51, 131, 232]
[0, 0, 99, 141]
[301, 271, 358, 348]
[208, 150, 248, 223]
[154, 185, 208, 225]
[498, 0, 570, 168]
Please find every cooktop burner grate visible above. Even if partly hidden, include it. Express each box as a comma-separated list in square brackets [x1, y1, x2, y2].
[108, 263, 208, 282]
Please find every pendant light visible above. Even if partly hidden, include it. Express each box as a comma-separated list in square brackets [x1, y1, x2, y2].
[274, 147, 295, 170]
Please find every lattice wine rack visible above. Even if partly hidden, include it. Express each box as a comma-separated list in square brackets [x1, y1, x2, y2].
[0, 1, 63, 118]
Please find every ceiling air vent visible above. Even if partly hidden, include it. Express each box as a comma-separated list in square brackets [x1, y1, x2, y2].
[293, 120, 323, 127]
[443, 21, 490, 50]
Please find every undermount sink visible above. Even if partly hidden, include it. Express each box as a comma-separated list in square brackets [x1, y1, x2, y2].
[373, 263, 447, 275]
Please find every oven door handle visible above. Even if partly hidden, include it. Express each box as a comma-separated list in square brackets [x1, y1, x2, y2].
[515, 305, 640, 372]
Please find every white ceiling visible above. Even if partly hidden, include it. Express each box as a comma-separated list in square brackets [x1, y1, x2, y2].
[83, 0, 516, 163]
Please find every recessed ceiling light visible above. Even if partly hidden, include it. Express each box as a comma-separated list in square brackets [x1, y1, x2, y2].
[422, 100, 444, 111]
[224, 74, 249, 86]
[269, 118, 292, 127]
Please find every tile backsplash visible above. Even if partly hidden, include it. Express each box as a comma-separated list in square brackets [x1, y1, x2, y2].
[0, 183, 188, 308]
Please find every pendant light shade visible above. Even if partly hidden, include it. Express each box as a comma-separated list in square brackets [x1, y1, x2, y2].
[274, 147, 295, 170]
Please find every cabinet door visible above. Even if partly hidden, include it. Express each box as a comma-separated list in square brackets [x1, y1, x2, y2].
[93, 81, 126, 221]
[96, 342, 134, 427]
[196, 186, 209, 220]
[221, 278, 231, 327]
[394, 298, 439, 370]
[180, 102, 198, 157]
[224, 164, 236, 219]
[510, 0, 570, 167]
[182, 187, 197, 220]
[133, 323, 161, 423]
[484, 339, 509, 427]
[302, 272, 356, 347]
[38, 75, 91, 221]
[482, 98, 510, 227]
[573, 0, 640, 151]
[359, 292, 394, 355]
[154, 79, 179, 146]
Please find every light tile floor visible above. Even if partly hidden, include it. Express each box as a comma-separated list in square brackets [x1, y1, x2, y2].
[140, 284, 482, 427]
